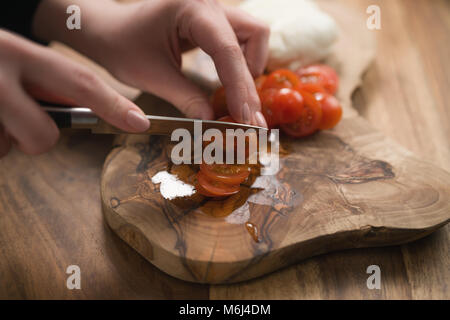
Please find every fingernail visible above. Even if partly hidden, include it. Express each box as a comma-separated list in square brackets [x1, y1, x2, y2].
[255, 111, 268, 128]
[126, 110, 150, 132]
[242, 102, 252, 124]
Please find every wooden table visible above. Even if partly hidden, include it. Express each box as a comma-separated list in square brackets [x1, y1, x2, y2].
[0, 0, 448, 299]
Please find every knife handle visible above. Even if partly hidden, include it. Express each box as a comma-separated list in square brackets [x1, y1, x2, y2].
[39, 101, 98, 129]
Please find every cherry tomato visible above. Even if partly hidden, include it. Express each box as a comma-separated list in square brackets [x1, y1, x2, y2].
[262, 69, 300, 91]
[273, 88, 304, 124]
[196, 171, 240, 197]
[260, 88, 304, 127]
[295, 82, 327, 97]
[295, 64, 339, 95]
[280, 90, 322, 138]
[200, 163, 249, 186]
[259, 89, 279, 128]
[211, 86, 228, 118]
[317, 94, 342, 130]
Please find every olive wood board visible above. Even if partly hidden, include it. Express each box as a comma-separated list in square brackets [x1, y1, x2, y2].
[100, 1, 450, 283]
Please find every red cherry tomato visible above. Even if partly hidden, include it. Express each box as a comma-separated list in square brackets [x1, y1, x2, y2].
[295, 64, 339, 95]
[200, 163, 250, 186]
[281, 90, 322, 138]
[295, 82, 327, 96]
[260, 88, 304, 127]
[259, 89, 279, 128]
[211, 86, 228, 118]
[317, 94, 342, 130]
[272, 88, 304, 124]
[196, 171, 240, 197]
[262, 69, 300, 91]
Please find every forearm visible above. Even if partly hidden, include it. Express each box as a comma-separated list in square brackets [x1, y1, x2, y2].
[32, 0, 121, 60]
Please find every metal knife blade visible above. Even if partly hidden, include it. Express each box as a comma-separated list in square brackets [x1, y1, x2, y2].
[41, 104, 268, 135]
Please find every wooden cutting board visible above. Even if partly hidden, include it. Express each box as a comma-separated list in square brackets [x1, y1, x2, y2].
[100, 1, 450, 283]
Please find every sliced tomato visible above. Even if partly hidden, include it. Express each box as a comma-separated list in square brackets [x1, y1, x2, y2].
[318, 94, 342, 130]
[196, 171, 240, 197]
[195, 181, 219, 197]
[281, 90, 322, 138]
[211, 86, 228, 118]
[295, 64, 339, 95]
[262, 69, 300, 91]
[200, 163, 249, 186]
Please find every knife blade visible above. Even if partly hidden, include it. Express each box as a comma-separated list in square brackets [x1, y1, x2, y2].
[41, 103, 268, 135]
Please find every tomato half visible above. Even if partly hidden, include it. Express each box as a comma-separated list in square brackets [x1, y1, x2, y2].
[281, 90, 322, 138]
[318, 94, 342, 130]
[295, 64, 339, 95]
[196, 171, 240, 197]
[211, 86, 228, 118]
[200, 163, 249, 186]
[262, 69, 300, 91]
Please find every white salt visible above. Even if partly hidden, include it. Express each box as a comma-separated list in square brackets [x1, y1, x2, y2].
[151, 171, 195, 200]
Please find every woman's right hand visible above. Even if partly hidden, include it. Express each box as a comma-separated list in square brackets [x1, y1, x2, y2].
[0, 30, 150, 158]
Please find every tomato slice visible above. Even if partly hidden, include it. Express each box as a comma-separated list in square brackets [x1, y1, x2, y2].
[211, 86, 228, 118]
[195, 181, 219, 197]
[281, 90, 322, 138]
[196, 171, 240, 197]
[200, 163, 249, 186]
[262, 69, 300, 91]
[295, 64, 339, 95]
[318, 94, 342, 130]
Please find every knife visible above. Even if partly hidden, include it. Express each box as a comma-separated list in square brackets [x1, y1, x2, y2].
[40, 102, 268, 135]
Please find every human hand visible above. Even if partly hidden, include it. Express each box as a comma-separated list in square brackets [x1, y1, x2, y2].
[37, 0, 269, 126]
[0, 30, 149, 157]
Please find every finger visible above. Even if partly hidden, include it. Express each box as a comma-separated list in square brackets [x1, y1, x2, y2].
[0, 124, 11, 158]
[21, 47, 150, 133]
[180, 3, 266, 127]
[141, 60, 214, 120]
[223, 6, 270, 77]
[0, 86, 60, 155]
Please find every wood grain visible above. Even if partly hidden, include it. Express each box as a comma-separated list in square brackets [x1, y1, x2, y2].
[100, 0, 450, 284]
[0, 132, 208, 299]
[212, 0, 450, 299]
